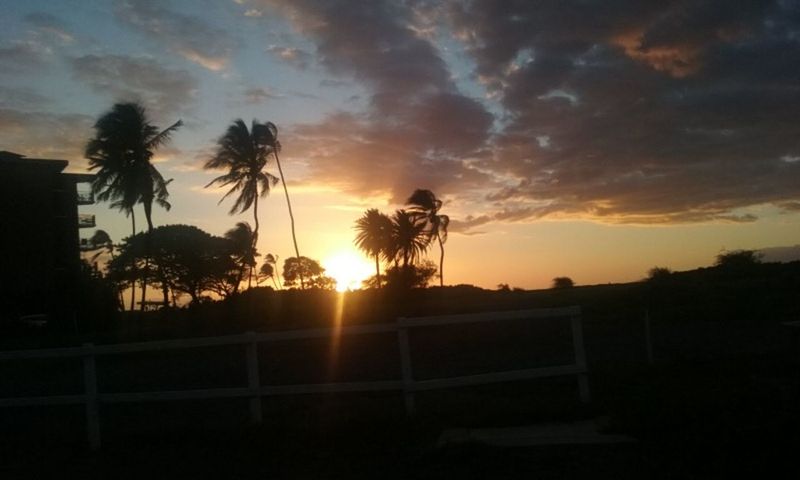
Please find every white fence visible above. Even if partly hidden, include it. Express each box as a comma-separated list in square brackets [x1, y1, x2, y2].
[0, 306, 589, 449]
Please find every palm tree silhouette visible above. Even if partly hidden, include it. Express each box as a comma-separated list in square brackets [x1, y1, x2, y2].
[407, 189, 450, 287]
[390, 209, 429, 269]
[205, 119, 279, 287]
[257, 122, 303, 289]
[86, 102, 182, 311]
[354, 209, 393, 288]
[258, 261, 279, 289]
[224, 222, 258, 290]
[264, 253, 281, 289]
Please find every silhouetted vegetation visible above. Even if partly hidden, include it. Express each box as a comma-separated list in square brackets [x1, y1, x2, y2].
[282, 256, 335, 290]
[551, 276, 574, 289]
[86, 102, 182, 311]
[406, 189, 450, 287]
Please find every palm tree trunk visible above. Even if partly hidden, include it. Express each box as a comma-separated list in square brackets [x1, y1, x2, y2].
[438, 232, 444, 287]
[129, 209, 136, 312]
[250, 196, 259, 290]
[140, 201, 154, 313]
[273, 148, 304, 289]
[375, 254, 381, 288]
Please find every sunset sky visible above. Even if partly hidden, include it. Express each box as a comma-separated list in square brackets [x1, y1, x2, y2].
[2, 0, 799, 290]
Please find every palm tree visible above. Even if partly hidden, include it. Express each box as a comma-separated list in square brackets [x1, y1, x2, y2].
[407, 189, 450, 287]
[224, 222, 258, 290]
[86, 102, 182, 311]
[390, 209, 429, 268]
[354, 209, 393, 288]
[255, 122, 303, 288]
[257, 262, 279, 289]
[205, 120, 279, 285]
[264, 253, 281, 289]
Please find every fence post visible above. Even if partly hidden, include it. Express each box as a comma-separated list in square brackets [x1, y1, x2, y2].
[245, 332, 262, 424]
[82, 343, 101, 450]
[569, 314, 591, 403]
[397, 320, 416, 416]
[644, 309, 654, 365]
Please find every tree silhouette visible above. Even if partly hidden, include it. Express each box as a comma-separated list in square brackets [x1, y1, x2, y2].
[282, 256, 334, 289]
[389, 209, 429, 269]
[224, 222, 258, 290]
[354, 209, 393, 288]
[86, 102, 182, 311]
[258, 261, 279, 289]
[407, 189, 450, 287]
[205, 119, 279, 269]
[259, 122, 304, 288]
[263, 253, 281, 289]
[551, 276, 575, 289]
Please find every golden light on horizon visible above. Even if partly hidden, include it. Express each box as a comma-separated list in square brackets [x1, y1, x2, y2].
[322, 250, 374, 291]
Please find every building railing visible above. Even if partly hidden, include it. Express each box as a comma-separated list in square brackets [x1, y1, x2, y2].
[0, 307, 589, 449]
[76, 191, 94, 205]
[78, 213, 95, 228]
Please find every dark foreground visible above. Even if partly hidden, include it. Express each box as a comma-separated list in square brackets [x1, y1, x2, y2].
[1, 350, 797, 479]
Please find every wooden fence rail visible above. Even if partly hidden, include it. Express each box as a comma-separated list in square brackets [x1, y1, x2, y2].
[0, 306, 588, 449]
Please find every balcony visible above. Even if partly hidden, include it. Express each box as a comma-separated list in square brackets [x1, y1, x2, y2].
[77, 190, 94, 205]
[78, 213, 96, 228]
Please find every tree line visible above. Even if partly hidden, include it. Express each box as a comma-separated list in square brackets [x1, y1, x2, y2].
[85, 103, 308, 310]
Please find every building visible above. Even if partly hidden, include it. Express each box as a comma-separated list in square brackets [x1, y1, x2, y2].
[0, 151, 95, 326]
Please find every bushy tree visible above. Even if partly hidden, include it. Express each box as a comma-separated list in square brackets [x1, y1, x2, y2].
[551, 276, 575, 289]
[363, 260, 437, 289]
[108, 225, 239, 305]
[282, 256, 335, 289]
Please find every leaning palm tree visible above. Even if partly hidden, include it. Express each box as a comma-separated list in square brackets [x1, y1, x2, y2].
[86, 102, 182, 311]
[354, 209, 393, 288]
[407, 189, 450, 287]
[205, 120, 279, 284]
[254, 122, 303, 288]
[390, 209, 429, 268]
[257, 262, 279, 289]
[224, 222, 259, 290]
[263, 253, 281, 289]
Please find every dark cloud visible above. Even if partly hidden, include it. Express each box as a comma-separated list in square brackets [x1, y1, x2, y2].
[266, 45, 314, 70]
[70, 54, 198, 119]
[0, 41, 47, 74]
[445, 0, 800, 227]
[115, 0, 238, 71]
[260, 0, 495, 203]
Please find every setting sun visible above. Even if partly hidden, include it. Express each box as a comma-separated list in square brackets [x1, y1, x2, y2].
[322, 251, 374, 292]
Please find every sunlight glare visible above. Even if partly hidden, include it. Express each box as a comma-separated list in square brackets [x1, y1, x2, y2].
[322, 250, 373, 291]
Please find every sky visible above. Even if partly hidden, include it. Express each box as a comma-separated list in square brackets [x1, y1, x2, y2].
[2, 0, 799, 290]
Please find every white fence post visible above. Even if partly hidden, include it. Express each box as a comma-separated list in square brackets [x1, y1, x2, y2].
[569, 314, 591, 403]
[245, 332, 262, 424]
[82, 343, 101, 450]
[397, 320, 415, 416]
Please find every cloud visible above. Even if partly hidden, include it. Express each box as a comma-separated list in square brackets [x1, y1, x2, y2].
[70, 54, 198, 119]
[243, 86, 283, 104]
[0, 86, 50, 109]
[444, 0, 800, 227]
[24, 12, 75, 44]
[266, 45, 314, 70]
[258, 0, 495, 203]
[0, 108, 94, 168]
[0, 41, 48, 74]
[115, 0, 238, 71]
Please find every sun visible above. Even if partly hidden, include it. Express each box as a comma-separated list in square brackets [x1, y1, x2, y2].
[322, 250, 374, 292]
